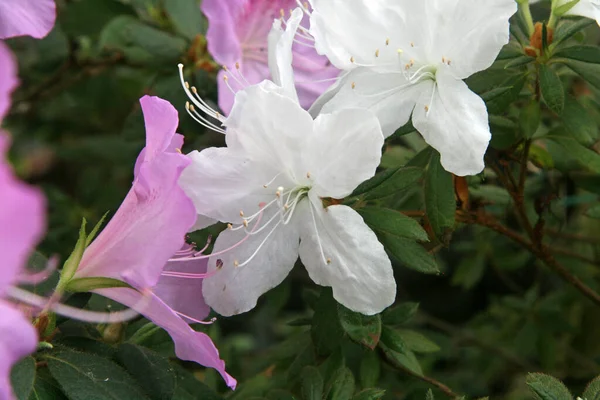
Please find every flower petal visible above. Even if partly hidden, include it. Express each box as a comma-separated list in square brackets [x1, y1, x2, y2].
[0, 0, 56, 39]
[319, 67, 421, 137]
[268, 8, 302, 103]
[94, 288, 236, 389]
[298, 197, 395, 315]
[202, 206, 301, 316]
[309, 107, 383, 198]
[153, 257, 211, 324]
[435, 0, 516, 79]
[0, 42, 18, 121]
[180, 147, 284, 224]
[76, 97, 196, 289]
[202, 0, 243, 67]
[0, 300, 38, 400]
[0, 134, 45, 294]
[412, 71, 490, 176]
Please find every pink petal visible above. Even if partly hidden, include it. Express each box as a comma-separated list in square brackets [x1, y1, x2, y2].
[0, 42, 18, 121]
[94, 287, 236, 389]
[76, 96, 197, 290]
[0, 0, 56, 39]
[202, 0, 244, 67]
[0, 300, 38, 400]
[0, 134, 46, 295]
[153, 257, 211, 325]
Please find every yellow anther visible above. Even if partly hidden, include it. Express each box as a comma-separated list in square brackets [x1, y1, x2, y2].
[235, 62, 241, 70]
[191, 86, 198, 94]
[442, 56, 446, 63]
[175, 148, 182, 154]
[243, 220, 249, 227]
[223, 75, 229, 81]
[234, 260, 239, 267]
[351, 82, 356, 89]
[307, 172, 311, 178]
[189, 104, 196, 112]
[397, 49, 403, 55]
[424, 105, 429, 112]
[223, 65, 229, 71]
[410, 41, 414, 47]
[185, 101, 190, 110]
[375, 49, 380, 57]
[386, 38, 390, 46]
[350, 56, 355, 63]
[227, 223, 233, 229]
[280, 8, 285, 17]
[184, 81, 190, 89]
[326, 258, 332, 264]
[239, 210, 244, 217]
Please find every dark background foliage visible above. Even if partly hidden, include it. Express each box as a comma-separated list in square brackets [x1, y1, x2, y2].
[7, 0, 600, 399]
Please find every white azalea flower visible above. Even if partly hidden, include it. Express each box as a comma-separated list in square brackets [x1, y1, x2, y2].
[306, 0, 518, 176]
[177, 8, 395, 316]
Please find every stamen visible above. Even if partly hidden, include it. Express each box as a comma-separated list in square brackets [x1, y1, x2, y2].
[425, 82, 437, 116]
[235, 62, 252, 87]
[223, 75, 236, 94]
[8, 286, 146, 324]
[308, 201, 329, 266]
[177, 64, 224, 123]
[223, 65, 247, 90]
[386, 38, 390, 46]
[176, 311, 217, 325]
[19, 256, 58, 285]
[185, 102, 226, 134]
[375, 49, 380, 57]
[235, 220, 283, 268]
[263, 172, 282, 188]
[296, 0, 311, 14]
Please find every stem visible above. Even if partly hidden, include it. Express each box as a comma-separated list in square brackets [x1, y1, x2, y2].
[518, 0, 535, 36]
[548, 9, 558, 30]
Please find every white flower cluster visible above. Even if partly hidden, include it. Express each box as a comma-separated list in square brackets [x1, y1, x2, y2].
[179, 0, 520, 316]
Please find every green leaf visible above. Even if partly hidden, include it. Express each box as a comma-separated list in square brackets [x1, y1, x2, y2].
[554, 47, 600, 90]
[555, 1, 581, 17]
[424, 152, 455, 241]
[301, 366, 324, 400]
[99, 16, 187, 65]
[561, 96, 598, 146]
[352, 389, 386, 400]
[46, 349, 149, 400]
[396, 330, 440, 353]
[359, 207, 428, 242]
[163, 0, 206, 40]
[11, 357, 36, 400]
[546, 135, 600, 173]
[337, 305, 382, 349]
[267, 389, 297, 400]
[359, 351, 380, 389]
[555, 45, 600, 64]
[116, 344, 176, 400]
[351, 167, 423, 199]
[382, 302, 420, 326]
[586, 205, 600, 219]
[378, 233, 439, 274]
[484, 74, 527, 114]
[311, 288, 345, 356]
[503, 56, 535, 69]
[553, 18, 595, 46]
[60, 0, 135, 38]
[171, 363, 222, 400]
[525, 373, 573, 400]
[28, 369, 67, 400]
[539, 65, 565, 114]
[379, 327, 423, 375]
[519, 100, 541, 138]
[583, 375, 600, 400]
[326, 367, 355, 400]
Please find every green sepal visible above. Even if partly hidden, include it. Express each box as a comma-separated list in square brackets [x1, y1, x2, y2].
[56, 218, 89, 293]
[553, 0, 580, 16]
[86, 211, 109, 247]
[65, 277, 133, 293]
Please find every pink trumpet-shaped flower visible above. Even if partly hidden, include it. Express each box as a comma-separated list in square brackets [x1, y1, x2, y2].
[202, 0, 339, 114]
[73, 95, 236, 389]
[0, 42, 46, 400]
[0, 0, 56, 40]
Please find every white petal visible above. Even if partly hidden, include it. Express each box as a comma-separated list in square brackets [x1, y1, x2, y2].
[308, 0, 405, 69]
[436, 0, 517, 79]
[268, 8, 301, 103]
[319, 68, 422, 137]
[180, 148, 284, 224]
[298, 196, 395, 315]
[309, 108, 383, 198]
[225, 82, 314, 175]
[202, 206, 301, 316]
[412, 71, 490, 176]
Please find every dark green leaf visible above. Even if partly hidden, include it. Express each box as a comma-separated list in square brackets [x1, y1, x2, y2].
[561, 96, 598, 146]
[267, 389, 297, 400]
[311, 289, 344, 356]
[99, 16, 187, 65]
[351, 167, 423, 199]
[359, 207, 428, 242]
[379, 341, 422, 376]
[378, 233, 439, 274]
[28, 369, 67, 400]
[163, 0, 206, 40]
[519, 100, 541, 138]
[60, 0, 135, 38]
[586, 205, 600, 219]
[546, 135, 600, 173]
[484, 75, 527, 114]
[554, 45, 600, 64]
[583, 375, 600, 400]
[301, 366, 324, 400]
[352, 389, 386, 400]
[396, 330, 440, 353]
[171, 363, 222, 400]
[337, 305, 382, 349]
[539, 65, 565, 114]
[553, 18, 595, 46]
[424, 152, 455, 240]
[11, 357, 36, 400]
[525, 373, 572, 400]
[382, 302, 420, 326]
[359, 351, 380, 389]
[116, 344, 176, 400]
[326, 367, 355, 400]
[46, 349, 149, 400]
[503, 56, 535, 69]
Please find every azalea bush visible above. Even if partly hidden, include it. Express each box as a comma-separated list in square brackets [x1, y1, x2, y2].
[4, 0, 600, 399]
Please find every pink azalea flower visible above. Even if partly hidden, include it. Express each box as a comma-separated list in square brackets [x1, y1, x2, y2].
[72, 95, 236, 389]
[0, 43, 46, 399]
[202, 0, 338, 114]
[0, 0, 56, 39]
